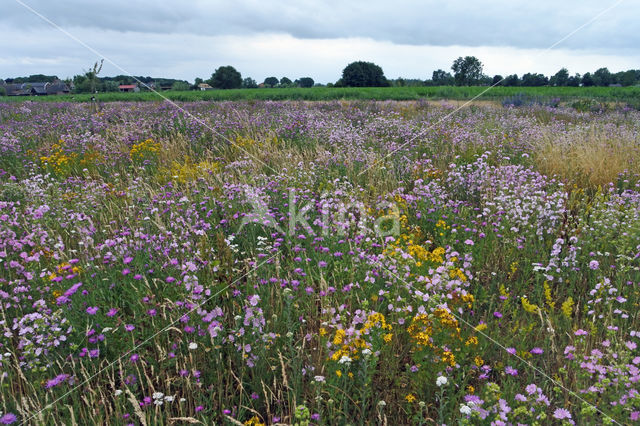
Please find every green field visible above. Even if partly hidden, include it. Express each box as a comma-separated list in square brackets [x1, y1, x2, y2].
[2, 85, 640, 104]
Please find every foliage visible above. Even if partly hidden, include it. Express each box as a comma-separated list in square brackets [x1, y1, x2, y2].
[208, 65, 242, 89]
[451, 56, 483, 86]
[341, 61, 389, 87]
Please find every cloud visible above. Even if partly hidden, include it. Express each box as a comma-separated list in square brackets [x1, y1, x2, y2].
[1, 26, 638, 83]
[3, 0, 638, 50]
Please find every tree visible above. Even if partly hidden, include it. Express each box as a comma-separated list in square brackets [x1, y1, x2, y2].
[567, 73, 581, 87]
[279, 77, 292, 87]
[521, 73, 548, 86]
[298, 77, 314, 88]
[208, 66, 242, 89]
[194, 77, 203, 86]
[341, 61, 389, 87]
[581, 72, 594, 87]
[0, 86, 6, 97]
[451, 56, 483, 86]
[492, 75, 504, 86]
[550, 68, 569, 86]
[432, 69, 454, 85]
[503, 74, 520, 86]
[242, 77, 258, 88]
[172, 81, 190, 91]
[263, 77, 279, 88]
[593, 67, 612, 86]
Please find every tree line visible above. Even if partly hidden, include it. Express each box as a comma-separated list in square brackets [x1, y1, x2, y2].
[3, 56, 640, 95]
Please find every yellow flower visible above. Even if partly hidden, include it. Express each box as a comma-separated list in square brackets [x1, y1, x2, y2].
[521, 297, 540, 314]
[319, 327, 327, 336]
[465, 336, 478, 346]
[467, 385, 475, 394]
[405, 393, 416, 403]
[561, 297, 574, 318]
[336, 370, 342, 378]
[474, 356, 484, 367]
[383, 333, 393, 343]
[475, 323, 487, 332]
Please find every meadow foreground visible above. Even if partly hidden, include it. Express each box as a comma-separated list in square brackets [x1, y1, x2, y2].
[0, 100, 639, 425]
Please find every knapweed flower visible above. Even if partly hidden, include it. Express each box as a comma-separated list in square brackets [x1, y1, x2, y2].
[553, 408, 572, 420]
[86, 306, 98, 315]
[436, 376, 448, 387]
[107, 308, 118, 317]
[0, 413, 17, 424]
[125, 324, 135, 331]
[505, 366, 518, 376]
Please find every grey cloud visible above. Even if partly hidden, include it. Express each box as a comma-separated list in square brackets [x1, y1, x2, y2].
[3, 0, 638, 51]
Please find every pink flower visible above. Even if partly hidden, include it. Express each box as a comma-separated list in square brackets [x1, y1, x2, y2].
[86, 306, 98, 315]
[107, 308, 118, 317]
[553, 408, 572, 420]
[125, 324, 135, 331]
[574, 329, 588, 336]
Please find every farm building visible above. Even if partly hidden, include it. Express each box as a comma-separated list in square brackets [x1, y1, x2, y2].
[118, 84, 140, 92]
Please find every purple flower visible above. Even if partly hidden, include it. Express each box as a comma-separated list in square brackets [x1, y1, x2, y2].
[123, 256, 133, 264]
[588, 260, 599, 270]
[574, 329, 588, 336]
[464, 239, 474, 246]
[196, 405, 204, 413]
[506, 347, 516, 355]
[125, 324, 135, 331]
[107, 308, 118, 317]
[493, 311, 503, 318]
[505, 366, 518, 376]
[553, 408, 572, 420]
[0, 413, 17, 424]
[530, 347, 543, 355]
[130, 354, 139, 363]
[86, 306, 99, 315]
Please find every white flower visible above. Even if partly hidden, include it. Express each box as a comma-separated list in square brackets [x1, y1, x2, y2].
[338, 355, 352, 365]
[460, 404, 472, 415]
[114, 389, 123, 396]
[153, 400, 163, 406]
[314, 375, 325, 383]
[361, 348, 372, 357]
[188, 342, 198, 350]
[377, 400, 386, 407]
[152, 392, 164, 400]
[436, 376, 448, 387]
[164, 395, 174, 402]
[179, 398, 186, 403]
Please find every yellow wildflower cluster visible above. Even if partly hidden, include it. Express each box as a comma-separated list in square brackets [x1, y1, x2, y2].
[40, 142, 78, 176]
[329, 313, 392, 362]
[561, 297, 574, 318]
[243, 416, 265, 426]
[234, 135, 256, 151]
[130, 138, 162, 162]
[521, 297, 540, 314]
[164, 157, 221, 184]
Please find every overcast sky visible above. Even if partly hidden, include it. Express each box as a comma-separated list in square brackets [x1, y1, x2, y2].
[1, 0, 638, 83]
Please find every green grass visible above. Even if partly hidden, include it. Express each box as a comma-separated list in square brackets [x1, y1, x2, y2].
[2, 85, 640, 104]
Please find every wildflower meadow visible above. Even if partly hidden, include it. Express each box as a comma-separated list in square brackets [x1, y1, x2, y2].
[0, 99, 639, 425]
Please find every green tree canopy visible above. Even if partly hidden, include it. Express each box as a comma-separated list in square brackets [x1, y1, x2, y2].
[297, 77, 314, 88]
[341, 61, 389, 87]
[208, 66, 242, 89]
[432, 69, 454, 85]
[451, 56, 483, 86]
[550, 68, 569, 86]
[263, 77, 279, 87]
[280, 77, 292, 87]
[242, 77, 258, 88]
